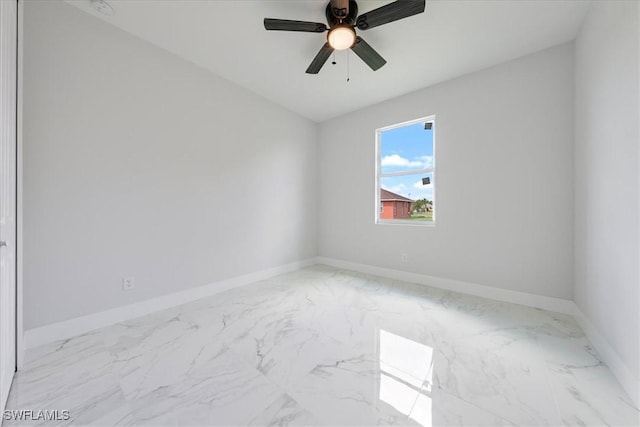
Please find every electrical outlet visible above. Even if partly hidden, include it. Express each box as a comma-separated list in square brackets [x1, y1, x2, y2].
[122, 276, 135, 291]
[401, 253, 408, 263]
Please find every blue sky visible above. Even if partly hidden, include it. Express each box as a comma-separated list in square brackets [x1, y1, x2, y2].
[380, 121, 434, 201]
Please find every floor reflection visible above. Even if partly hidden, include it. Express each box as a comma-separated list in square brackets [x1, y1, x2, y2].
[379, 329, 434, 426]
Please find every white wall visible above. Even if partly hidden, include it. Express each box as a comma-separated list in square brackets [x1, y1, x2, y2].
[574, 0, 639, 405]
[23, 0, 317, 329]
[318, 43, 575, 299]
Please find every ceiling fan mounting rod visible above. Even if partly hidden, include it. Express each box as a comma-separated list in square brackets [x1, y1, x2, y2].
[326, 0, 358, 27]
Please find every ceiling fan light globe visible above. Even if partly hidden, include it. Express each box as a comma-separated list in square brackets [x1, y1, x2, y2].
[328, 26, 356, 50]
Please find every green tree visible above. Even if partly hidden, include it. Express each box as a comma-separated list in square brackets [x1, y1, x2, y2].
[412, 198, 428, 212]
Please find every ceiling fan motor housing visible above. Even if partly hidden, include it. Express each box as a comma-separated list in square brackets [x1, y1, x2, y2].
[326, 0, 358, 26]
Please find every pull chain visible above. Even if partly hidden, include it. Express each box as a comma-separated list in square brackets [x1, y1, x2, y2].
[347, 49, 350, 82]
[335, 19, 343, 67]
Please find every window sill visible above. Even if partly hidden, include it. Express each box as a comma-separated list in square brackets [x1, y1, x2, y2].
[375, 220, 436, 227]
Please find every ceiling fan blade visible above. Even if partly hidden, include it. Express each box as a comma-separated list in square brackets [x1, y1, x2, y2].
[264, 18, 327, 33]
[356, 0, 425, 30]
[330, 0, 349, 19]
[351, 37, 387, 71]
[306, 43, 334, 74]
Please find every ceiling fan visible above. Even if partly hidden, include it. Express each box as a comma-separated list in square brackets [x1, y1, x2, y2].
[264, 0, 426, 74]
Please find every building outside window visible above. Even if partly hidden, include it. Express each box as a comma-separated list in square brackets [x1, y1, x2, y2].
[376, 116, 435, 224]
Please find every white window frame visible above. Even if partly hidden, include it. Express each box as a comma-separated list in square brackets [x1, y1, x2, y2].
[375, 115, 436, 226]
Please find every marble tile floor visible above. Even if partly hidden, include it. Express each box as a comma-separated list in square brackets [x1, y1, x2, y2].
[5, 265, 639, 426]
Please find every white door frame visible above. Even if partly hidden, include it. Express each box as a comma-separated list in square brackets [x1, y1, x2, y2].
[0, 0, 20, 412]
[16, 0, 24, 371]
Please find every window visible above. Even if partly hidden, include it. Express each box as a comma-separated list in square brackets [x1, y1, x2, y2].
[376, 116, 435, 224]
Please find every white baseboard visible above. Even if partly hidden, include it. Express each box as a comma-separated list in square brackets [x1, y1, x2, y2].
[572, 306, 640, 409]
[315, 256, 639, 409]
[315, 257, 576, 314]
[24, 258, 316, 350]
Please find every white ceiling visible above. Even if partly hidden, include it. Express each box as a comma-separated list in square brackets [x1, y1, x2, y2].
[66, 0, 590, 122]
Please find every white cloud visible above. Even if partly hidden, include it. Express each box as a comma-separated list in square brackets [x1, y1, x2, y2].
[381, 154, 433, 169]
[418, 155, 434, 168]
[381, 154, 423, 168]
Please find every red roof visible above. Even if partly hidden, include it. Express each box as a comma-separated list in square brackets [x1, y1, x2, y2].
[380, 188, 413, 202]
